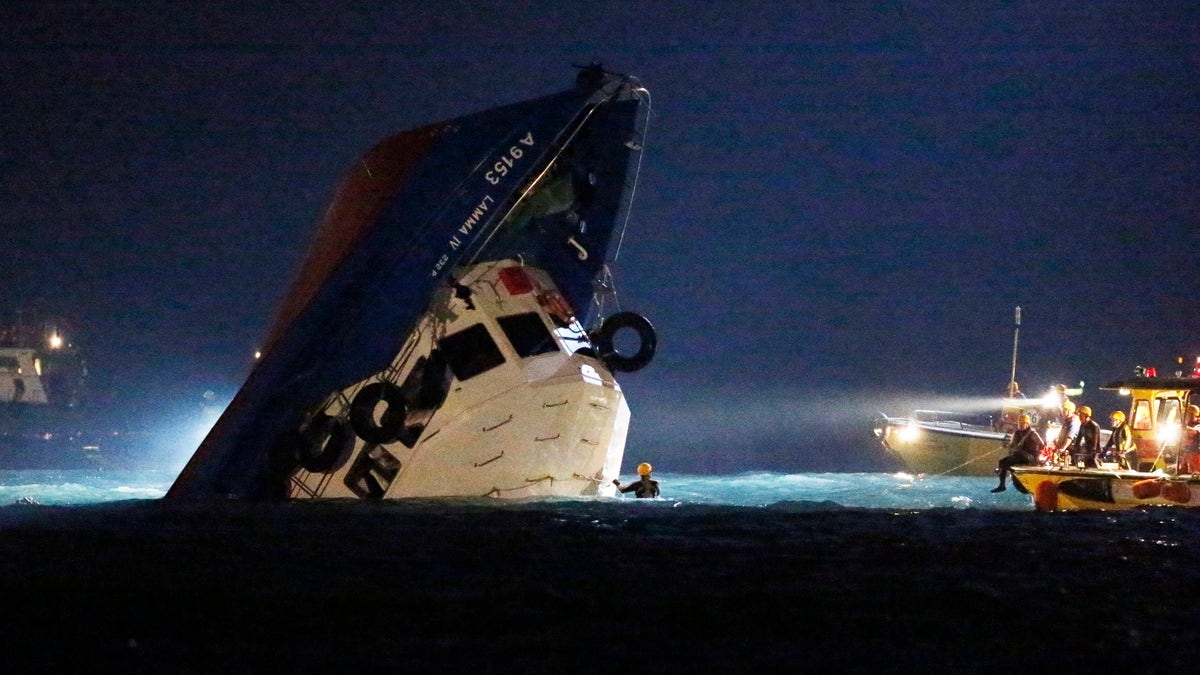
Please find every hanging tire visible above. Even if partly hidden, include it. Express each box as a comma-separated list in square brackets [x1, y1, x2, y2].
[349, 381, 408, 445]
[299, 413, 356, 473]
[593, 311, 656, 372]
[267, 429, 303, 477]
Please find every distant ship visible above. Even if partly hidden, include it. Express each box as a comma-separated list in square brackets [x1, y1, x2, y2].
[0, 313, 118, 468]
[168, 66, 655, 499]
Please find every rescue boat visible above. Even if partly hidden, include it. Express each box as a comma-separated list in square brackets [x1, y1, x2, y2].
[873, 398, 1066, 476]
[1011, 368, 1200, 511]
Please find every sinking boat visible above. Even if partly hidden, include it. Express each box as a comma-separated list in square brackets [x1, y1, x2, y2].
[168, 66, 655, 499]
[1012, 370, 1200, 511]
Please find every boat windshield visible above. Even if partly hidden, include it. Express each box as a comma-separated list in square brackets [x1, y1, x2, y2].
[439, 324, 505, 381]
[496, 313, 559, 358]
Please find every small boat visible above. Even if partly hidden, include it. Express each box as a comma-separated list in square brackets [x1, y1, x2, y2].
[872, 307, 1095, 476]
[1011, 369, 1200, 511]
[874, 407, 1030, 476]
[0, 314, 119, 468]
[168, 66, 655, 499]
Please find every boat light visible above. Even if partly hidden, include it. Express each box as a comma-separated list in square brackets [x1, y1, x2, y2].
[498, 266, 534, 295]
[1157, 422, 1181, 446]
[1118, 388, 1130, 396]
[48, 333, 63, 349]
[899, 421, 921, 443]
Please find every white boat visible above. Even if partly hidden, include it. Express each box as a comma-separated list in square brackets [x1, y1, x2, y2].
[0, 315, 119, 468]
[168, 66, 655, 499]
[873, 307, 1089, 476]
[285, 261, 640, 499]
[873, 409, 1015, 476]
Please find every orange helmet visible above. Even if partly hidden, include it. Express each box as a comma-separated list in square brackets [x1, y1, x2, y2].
[637, 462, 653, 476]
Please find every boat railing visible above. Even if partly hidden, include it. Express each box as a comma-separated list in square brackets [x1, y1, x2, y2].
[911, 409, 995, 431]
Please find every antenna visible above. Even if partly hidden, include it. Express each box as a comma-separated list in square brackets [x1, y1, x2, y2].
[1009, 306, 1021, 394]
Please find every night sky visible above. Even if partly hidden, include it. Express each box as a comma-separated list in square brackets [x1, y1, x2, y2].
[3, 1, 1198, 472]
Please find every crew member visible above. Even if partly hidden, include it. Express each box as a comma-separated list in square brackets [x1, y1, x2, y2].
[1072, 405, 1101, 467]
[1051, 400, 1080, 464]
[1102, 410, 1137, 470]
[991, 414, 1044, 493]
[1179, 405, 1200, 474]
[614, 462, 660, 498]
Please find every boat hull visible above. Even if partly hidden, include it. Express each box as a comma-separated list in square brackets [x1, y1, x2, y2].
[1010, 466, 1200, 511]
[874, 417, 1008, 476]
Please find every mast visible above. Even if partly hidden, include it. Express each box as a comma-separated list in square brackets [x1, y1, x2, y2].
[1009, 306, 1021, 395]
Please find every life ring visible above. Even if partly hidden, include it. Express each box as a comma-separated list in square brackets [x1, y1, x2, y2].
[1161, 481, 1191, 504]
[1034, 481, 1058, 512]
[592, 311, 656, 373]
[1131, 478, 1161, 500]
[298, 413, 356, 473]
[349, 381, 408, 445]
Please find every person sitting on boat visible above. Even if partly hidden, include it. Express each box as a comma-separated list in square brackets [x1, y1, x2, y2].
[1050, 400, 1080, 464]
[1071, 405, 1101, 468]
[614, 462, 660, 498]
[1179, 405, 1200, 474]
[991, 414, 1044, 493]
[1101, 410, 1137, 470]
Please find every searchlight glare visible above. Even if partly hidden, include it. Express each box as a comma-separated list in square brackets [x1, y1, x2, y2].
[48, 333, 63, 349]
[900, 420, 921, 443]
[1157, 422, 1181, 447]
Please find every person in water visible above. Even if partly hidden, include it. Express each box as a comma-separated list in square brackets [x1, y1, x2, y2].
[1072, 405, 1101, 467]
[1101, 410, 1137, 470]
[614, 462, 660, 498]
[992, 414, 1044, 493]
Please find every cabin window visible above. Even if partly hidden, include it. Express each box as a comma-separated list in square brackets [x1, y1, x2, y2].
[343, 445, 401, 500]
[0, 357, 17, 373]
[439, 324, 505, 381]
[497, 312, 559, 358]
[1131, 399, 1153, 430]
[1158, 398, 1181, 429]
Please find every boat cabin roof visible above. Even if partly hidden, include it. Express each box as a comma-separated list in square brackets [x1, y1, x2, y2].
[1101, 377, 1200, 393]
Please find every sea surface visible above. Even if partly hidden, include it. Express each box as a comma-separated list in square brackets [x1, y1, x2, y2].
[2, 470, 1197, 672]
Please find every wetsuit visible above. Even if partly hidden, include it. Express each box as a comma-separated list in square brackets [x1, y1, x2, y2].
[617, 476, 660, 498]
[994, 427, 1044, 491]
[1073, 419, 1101, 467]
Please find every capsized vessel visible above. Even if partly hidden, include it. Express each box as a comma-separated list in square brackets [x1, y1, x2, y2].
[168, 67, 655, 499]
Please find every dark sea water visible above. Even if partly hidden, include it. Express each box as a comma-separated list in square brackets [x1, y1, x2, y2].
[2, 471, 1197, 672]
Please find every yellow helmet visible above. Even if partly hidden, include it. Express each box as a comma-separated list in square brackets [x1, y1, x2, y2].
[1018, 414, 1031, 424]
[1078, 405, 1092, 416]
[1110, 410, 1125, 422]
[637, 462, 653, 476]
[1062, 401, 1076, 413]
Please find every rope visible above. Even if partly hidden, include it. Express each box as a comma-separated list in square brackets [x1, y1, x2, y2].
[934, 444, 1007, 476]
